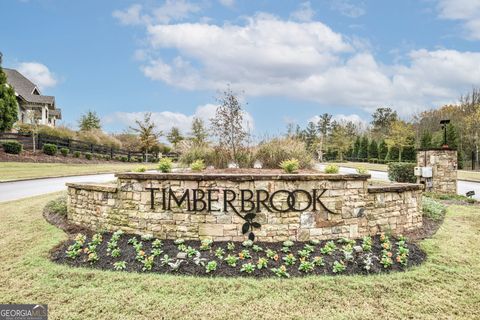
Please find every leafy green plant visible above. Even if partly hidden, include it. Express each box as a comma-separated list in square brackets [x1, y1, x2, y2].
[60, 147, 69, 156]
[324, 164, 339, 174]
[174, 239, 185, 245]
[239, 249, 251, 260]
[356, 166, 368, 174]
[186, 246, 199, 258]
[422, 196, 447, 221]
[281, 246, 291, 254]
[200, 239, 213, 251]
[332, 260, 346, 273]
[113, 261, 127, 271]
[151, 248, 163, 257]
[205, 261, 217, 273]
[309, 239, 320, 246]
[303, 244, 315, 253]
[227, 242, 235, 251]
[282, 253, 297, 266]
[134, 166, 147, 172]
[279, 158, 300, 173]
[387, 162, 416, 183]
[312, 256, 324, 267]
[110, 248, 121, 258]
[320, 241, 336, 255]
[85, 152, 92, 160]
[215, 248, 225, 259]
[298, 261, 314, 273]
[160, 254, 173, 266]
[298, 249, 311, 259]
[152, 239, 163, 248]
[252, 244, 263, 252]
[2, 141, 23, 154]
[135, 250, 146, 261]
[87, 252, 99, 263]
[73, 151, 81, 158]
[362, 236, 373, 252]
[271, 265, 290, 278]
[142, 255, 154, 271]
[266, 249, 279, 261]
[257, 257, 268, 269]
[91, 233, 103, 246]
[380, 253, 393, 268]
[242, 239, 254, 247]
[45, 197, 67, 217]
[240, 263, 256, 274]
[224, 255, 239, 267]
[42, 143, 57, 156]
[283, 240, 294, 248]
[158, 158, 173, 173]
[190, 159, 205, 172]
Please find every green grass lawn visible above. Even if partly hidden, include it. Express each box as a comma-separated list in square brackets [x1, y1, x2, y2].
[1, 193, 479, 319]
[329, 162, 480, 182]
[0, 162, 157, 182]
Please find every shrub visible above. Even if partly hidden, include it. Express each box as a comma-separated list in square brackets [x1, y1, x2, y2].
[387, 162, 416, 183]
[120, 156, 128, 162]
[2, 141, 23, 154]
[42, 143, 58, 156]
[85, 152, 93, 160]
[356, 166, 368, 174]
[134, 166, 146, 172]
[60, 147, 69, 157]
[255, 137, 313, 169]
[73, 151, 81, 158]
[324, 164, 339, 174]
[76, 129, 122, 149]
[158, 158, 173, 172]
[38, 125, 76, 140]
[422, 197, 446, 221]
[280, 158, 300, 173]
[190, 159, 205, 172]
[44, 196, 67, 217]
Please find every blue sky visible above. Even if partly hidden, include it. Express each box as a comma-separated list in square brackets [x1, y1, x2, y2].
[2, 0, 480, 138]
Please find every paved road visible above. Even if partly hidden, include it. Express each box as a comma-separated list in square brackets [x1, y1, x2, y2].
[0, 174, 115, 203]
[1, 168, 479, 202]
[317, 164, 480, 200]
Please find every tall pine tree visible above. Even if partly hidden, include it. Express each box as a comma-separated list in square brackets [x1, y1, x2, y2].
[368, 140, 378, 159]
[378, 140, 388, 161]
[358, 136, 369, 160]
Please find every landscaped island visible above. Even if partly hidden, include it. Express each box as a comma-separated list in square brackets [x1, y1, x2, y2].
[66, 170, 423, 242]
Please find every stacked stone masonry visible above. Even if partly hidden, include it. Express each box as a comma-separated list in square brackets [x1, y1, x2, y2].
[67, 173, 423, 242]
[416, 149, 457, 195]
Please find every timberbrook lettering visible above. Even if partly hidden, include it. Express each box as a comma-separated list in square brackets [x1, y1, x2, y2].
[145, 188, 334, 214]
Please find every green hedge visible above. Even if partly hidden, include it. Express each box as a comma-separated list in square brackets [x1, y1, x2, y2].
[60, 147, 69, 157]
[2, 141, 23, 154]
[42, 143, 58, 156]
[387, 162, 416, 183]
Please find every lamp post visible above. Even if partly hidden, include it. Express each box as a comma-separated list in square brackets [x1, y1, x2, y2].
[440, 119, 450, 148]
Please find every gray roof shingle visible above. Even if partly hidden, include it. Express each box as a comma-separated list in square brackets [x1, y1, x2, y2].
[3, 68, 55, 105]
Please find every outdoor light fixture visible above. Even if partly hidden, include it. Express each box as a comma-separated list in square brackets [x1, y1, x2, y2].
[440, 119, 450, 148]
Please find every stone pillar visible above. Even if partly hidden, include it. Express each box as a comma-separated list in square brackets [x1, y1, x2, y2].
[416, 149, 457, 195]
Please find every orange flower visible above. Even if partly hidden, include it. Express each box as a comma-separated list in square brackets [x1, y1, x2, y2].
[396, 256, 401, 262]
[238, 252, 244, 260]
[273, 254, 279, 261]
[387, 252, 393, 257]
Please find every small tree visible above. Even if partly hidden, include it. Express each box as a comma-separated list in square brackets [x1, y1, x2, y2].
[129, 113, 160, 162]
[378, 140, 388, 161]
[210, 87, 249, 163]
[78, 110, 101, 131]
[303, 121, 318, 153]
[0, 53, 19, 132]
[167, 127, 184, 149]
[352, 136, 361, 160]
[329, 123, 353, 161]
[316, 113, 332, 162]
[385, 120, 414, 161]
[420, 131, 433, 149]
[368, 140, 378, 159]
[190, 117, 208, 146]
[358, 136, 369, 160]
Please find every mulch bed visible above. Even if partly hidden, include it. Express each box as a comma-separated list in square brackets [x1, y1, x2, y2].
[0, 149, 126, 164]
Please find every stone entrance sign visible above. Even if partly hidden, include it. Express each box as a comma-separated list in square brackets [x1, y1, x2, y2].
[416, 149, 457, 195]
[67, 172, 423, 242]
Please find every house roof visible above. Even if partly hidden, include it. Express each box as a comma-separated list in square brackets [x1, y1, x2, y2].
[3, 68, 55, 105]
[49, 108, 62, 119]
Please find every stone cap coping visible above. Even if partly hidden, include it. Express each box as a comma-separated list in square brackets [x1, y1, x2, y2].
[115, 172, 371, 181]
[368, 183, 424, 193]
[416, 148, 457, 151]
[66, 183, 117, 193]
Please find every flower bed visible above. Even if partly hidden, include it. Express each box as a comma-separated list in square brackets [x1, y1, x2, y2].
[51, 231, 425, 278]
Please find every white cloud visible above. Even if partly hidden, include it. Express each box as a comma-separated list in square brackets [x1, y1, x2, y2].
[113, 0, 201, 26]
[329, 0, 366, 18]
[290, 2, 315, 22]
[116, 9, 480, 117]
[104, 104, 254, 134]
[437, 0, 480, 40]
[218, 0, 235, 8]
[17, 62, 57, 90]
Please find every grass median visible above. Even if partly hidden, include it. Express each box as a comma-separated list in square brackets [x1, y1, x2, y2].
[0, 193, 479, 319]
[0, 162, 157, 182]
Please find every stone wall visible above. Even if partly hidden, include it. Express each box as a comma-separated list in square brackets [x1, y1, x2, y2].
[417, 149, 457, 195]
[67, 172, 423, 242]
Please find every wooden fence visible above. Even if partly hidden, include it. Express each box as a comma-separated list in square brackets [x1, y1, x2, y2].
[0, 132, 177, 162]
